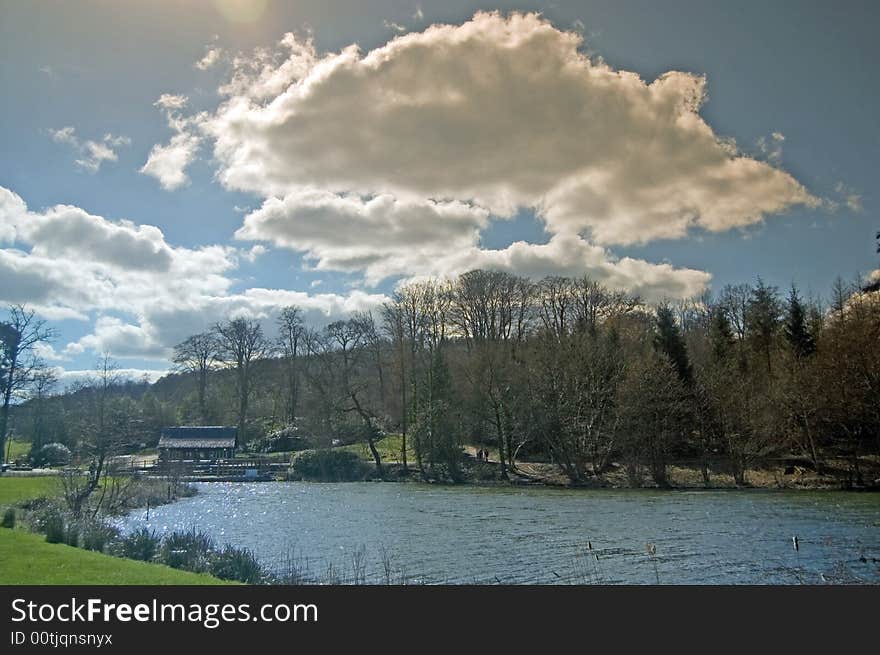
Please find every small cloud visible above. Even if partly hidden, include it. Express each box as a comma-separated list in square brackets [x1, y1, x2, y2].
[241, 244, 267, 263]
[104, 133, 131, 148]
[834, 182, 863, 213]
[38, 65, 56, 77]
[49, 126, 77, 145]
[310, 279, 323, 288]
[383, 20, 407, 33]
[47, 126, 130, 173]
[413, 6, 424, 21]
[572, 19, 585, 31]
[141, 94, 202, 190]
[154, 93, 188, 110]
[195, 46, 224, 70]
[756, 131, 784, 164]
[33, 342, 69, 362]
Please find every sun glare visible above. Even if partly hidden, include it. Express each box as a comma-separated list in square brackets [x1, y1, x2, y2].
[213, 0, 268, 24]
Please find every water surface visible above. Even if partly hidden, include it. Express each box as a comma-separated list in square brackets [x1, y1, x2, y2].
[116, 482, 880, 584]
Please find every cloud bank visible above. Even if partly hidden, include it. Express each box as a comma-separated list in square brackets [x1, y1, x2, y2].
[0, 186, 385, 360]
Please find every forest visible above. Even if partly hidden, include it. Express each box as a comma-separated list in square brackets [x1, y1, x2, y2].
[2, 267, 879, 488]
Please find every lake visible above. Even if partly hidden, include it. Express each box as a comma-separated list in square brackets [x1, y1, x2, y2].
[114, 482, 880, 584]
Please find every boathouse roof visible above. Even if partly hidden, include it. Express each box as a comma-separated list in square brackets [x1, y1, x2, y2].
[158, 426, 237, 449]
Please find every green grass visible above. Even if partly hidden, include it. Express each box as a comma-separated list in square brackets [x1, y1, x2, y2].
[0, 528, 231, 585]
[4, 438, 31, 462]
[0, 476, 58, 505]
[340, 433, 415, 463]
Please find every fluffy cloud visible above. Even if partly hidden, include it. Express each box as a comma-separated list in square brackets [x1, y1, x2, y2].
[236, 189, 709, 297]
[198, 11, 816, 247]
[236, 190, 489, 279]
[195, 46, 224, 70]
[140, 96, 202, 190]
[0, 186, 387, 360]
[48, 126, 130, 173]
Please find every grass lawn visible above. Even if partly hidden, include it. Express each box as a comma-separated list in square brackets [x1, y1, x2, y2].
[341, 433, 415, 463]
[0, 476, 59, 505]
[0, 529, 232, 585]
[4, 438, 31, 462]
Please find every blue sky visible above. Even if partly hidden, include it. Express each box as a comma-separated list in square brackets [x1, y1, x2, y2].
[0, 0, 876, 382]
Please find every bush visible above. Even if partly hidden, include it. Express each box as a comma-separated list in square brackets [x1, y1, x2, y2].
[79, 520, 120, 553]
[119, 527, 161, 561]
[42, 510, 66, 544]
[31, 442, 71, 468]
[160, 529, 215, 572]
[291, 449, 366, 482]
[252, 426, 311, 453]
[209, 545, 264, 583]
[1, 508, 15, 528]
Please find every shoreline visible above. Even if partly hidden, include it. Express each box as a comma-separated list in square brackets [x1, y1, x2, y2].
[278, 456, 880, 491]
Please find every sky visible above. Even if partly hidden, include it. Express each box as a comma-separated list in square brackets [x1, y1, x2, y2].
[1, 0, 877, 384]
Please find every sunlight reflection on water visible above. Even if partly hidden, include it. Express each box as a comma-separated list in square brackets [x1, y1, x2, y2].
[115, 482, 880, 584]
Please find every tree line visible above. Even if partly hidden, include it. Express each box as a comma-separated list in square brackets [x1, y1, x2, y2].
[3, 267, 879, 486]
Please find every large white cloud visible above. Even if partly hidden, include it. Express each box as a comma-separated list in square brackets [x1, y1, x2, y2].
[197, 11, 816, 247]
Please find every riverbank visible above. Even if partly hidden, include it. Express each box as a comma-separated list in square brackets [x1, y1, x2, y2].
[503, 457, 880, 490]
[296, 449, 880, 491]
[0, 528, 230, 584]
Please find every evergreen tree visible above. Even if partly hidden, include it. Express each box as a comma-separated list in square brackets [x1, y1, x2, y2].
[783, 285, 816, 358]
[708, 305, 735, 363]
[653, 304, 693, 386]
[745, 277, 782, 375]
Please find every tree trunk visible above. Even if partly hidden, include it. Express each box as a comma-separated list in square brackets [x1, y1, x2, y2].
[237, 369, 248, 446]
[0, 354, 18, 468]
[367, 435, 383, 477]
[198, 368, 207, 424]
[492, 401, 508, 480]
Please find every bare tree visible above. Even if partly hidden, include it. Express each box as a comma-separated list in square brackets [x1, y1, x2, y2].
[324, 317, 384, 476]
[172, 332, 220, 424]
[277, 306, 305, 426]
[571, 275, 640, 335]
[1, 305, 56, 469]
[61, 355, 135, 515]
[213, 318, 270, 444]
[382, 294, 410, 471]
[29, 365, 58, 452]
[449, 270, 533, 477]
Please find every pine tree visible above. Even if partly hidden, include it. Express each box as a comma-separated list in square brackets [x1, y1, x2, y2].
[653, 303, 693, 386]
[783, 285, 815, 358]
[745, 277, 782, 375]
[708, 305, 735, 363]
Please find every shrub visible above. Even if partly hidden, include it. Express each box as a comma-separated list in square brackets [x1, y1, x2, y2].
[291, 449, 366, 482]
[31, 442, 71, 468]
[41, 510, 67, 544]
[64, 522, 79, 547]
[470, 462, 498, 482]
[252, 426, 311, 453]
[119, 527, 161, 561]
[209, 545, 265, 583]
[1, 508, 15, 528]
[160, 529, 215, 572]
[79, 520, 120, 553]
